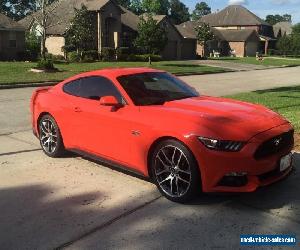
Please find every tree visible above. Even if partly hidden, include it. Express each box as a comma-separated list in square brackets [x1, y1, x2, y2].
[0, 0, 57, 20]
[116, 0, 131, 9]
[134, 14, 168, 54]
[169, 0, 190, 25]
[276, 36, 292, 55]
[282, 14, 292, 23]
[265, 14, 292, 25]
[292, 23, 300, 35]
[129, 0, 143, 15]
[65, 6, 96, 54]
[191, 2, 211, 21]
[195, 22, 214, 56]
[29, 0, 62, 59]
[291, 34, 300, 55]
[195, 22, 214, 45]
[141, 0, 170, 15]
[1, 0, 35, 20]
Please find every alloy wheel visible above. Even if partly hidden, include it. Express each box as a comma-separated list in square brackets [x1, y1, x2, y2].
[154, 145, 191, 198]
[39, 119, 58, 154]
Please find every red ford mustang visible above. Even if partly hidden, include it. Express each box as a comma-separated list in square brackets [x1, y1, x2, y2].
[30, 68, 294, 202]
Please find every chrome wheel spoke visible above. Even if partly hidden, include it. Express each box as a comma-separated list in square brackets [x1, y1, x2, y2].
[170, 177, 174, 195]
[41, 122, 48, 134]
[156, 155, 171, 169]
[159, 175, 172, 185]
[171, 147, 176, 164]
[175, 177, 179, 195]
[178, 169, 191, 175]
[177, 176, 189, 185]
[156, 169, 169, 176]
[176, 151, 183, 166]
[161, 149, 173, 165]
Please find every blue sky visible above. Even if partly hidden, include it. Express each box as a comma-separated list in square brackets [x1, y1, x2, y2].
[182, 0, 300, 24]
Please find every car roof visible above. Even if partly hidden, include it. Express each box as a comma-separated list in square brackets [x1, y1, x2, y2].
[60, 67, 165, 85]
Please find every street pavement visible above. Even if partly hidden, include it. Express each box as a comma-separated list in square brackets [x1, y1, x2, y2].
[0, 67, 300, 249]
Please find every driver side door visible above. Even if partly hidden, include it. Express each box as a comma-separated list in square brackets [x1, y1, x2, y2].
[67, 76, 138, 165]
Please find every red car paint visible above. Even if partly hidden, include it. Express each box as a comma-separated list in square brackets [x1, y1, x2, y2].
[31, 68, 294, 193]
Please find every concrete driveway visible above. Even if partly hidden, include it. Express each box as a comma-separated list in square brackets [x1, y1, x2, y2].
[0, 67, 300, 249]
[191, 59, 273, 71]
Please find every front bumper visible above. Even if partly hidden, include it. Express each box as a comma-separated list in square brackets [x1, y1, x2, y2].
[190, 123, 294, 193]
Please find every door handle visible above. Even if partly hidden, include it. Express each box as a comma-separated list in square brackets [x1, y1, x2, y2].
[74, 107, 82, 113]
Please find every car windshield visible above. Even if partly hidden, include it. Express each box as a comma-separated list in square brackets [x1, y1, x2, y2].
[117, 72, 200, 106]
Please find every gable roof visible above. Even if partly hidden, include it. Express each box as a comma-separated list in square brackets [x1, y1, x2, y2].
[176, 21, 259, 42]
[0, 13, 25, 31]
[175, 21, 197, 39]
[18, 0, 123, 35]
[201, 5, 270, 27]
[139, 14, 167, 24]
[120, 5, 139, 31]
[212, 28, 259, 42]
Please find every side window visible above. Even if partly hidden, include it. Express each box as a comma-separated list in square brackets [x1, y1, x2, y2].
[81, 77, 123, 102]
[63, 76, 123, 103]
[63, 79, 81, 96]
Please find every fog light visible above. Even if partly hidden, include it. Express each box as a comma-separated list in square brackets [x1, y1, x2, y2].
[225, 172, 248, 177]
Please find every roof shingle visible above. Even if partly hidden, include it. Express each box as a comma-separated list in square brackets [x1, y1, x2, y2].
[201, 5, 270, 27]
[0, 13, 25, 31]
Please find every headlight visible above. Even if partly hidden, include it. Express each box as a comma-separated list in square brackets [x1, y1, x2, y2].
[198, 136, 244, 152]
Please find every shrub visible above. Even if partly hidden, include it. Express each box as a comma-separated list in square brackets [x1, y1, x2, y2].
[46, 53, 65, 61]
[25, 32, 40, 61]
[116, 47, 130, 61]
[17, 51, 31, 61]
[81, 50, 99, 62]
[101, 47, 115, 61]
[62, 45, 76, 53]
[36, 59, 55, 70]
[68, 51, 80, 62]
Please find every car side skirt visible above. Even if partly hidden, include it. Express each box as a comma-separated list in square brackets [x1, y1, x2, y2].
[68, 148, 151, 182]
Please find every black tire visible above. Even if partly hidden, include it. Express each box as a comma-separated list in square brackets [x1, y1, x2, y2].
[150, 139, 201, 203]
[38, 114, 65, 158]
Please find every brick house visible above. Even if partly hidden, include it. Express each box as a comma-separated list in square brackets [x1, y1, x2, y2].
[177, 5, 276, 57]
[0, 13, 25, 60]
[19, 0, 197, 60]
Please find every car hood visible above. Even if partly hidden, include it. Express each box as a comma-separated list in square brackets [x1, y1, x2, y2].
[142, 96, 288, 141]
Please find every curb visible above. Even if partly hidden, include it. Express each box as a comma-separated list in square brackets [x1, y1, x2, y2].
[0, 81, 57, 90]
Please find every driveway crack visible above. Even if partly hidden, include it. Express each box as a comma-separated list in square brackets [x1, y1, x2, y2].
[55, 196, 162, 249]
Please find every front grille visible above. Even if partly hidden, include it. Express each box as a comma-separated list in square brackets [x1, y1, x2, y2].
[218, 176, 248, 187]
[254, 130, 294, 160]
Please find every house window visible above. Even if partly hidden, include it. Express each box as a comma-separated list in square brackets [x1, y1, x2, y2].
[9, 31, 17, 48]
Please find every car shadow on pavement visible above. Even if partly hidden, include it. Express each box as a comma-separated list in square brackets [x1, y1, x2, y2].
[0, 184, 103, 249]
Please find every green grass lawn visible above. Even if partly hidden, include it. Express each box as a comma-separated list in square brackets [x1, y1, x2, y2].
[218, 57, 300, 67]
[227, 86, 300, 137]
[0, 61, 227, 85]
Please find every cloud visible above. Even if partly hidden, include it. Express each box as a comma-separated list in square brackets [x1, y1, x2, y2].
[228, 0, 249, 5]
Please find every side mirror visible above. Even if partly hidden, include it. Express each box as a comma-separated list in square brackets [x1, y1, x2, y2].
[100, 96, 121, 107]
